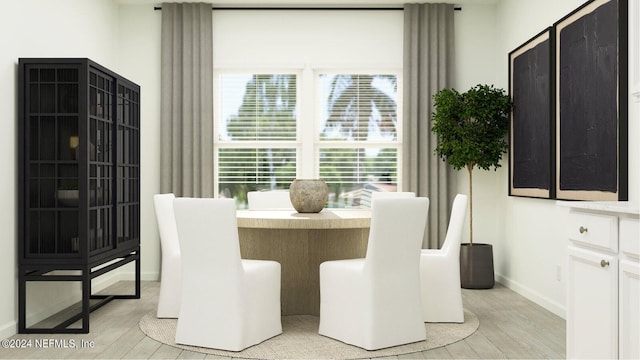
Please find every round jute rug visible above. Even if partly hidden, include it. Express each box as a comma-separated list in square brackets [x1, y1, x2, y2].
[139, 310, 479, 359]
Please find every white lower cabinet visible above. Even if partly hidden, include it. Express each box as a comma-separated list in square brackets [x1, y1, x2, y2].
[619, 259, 640, 359]
[564, 204, 639, 360]
[567, 246, 618, 359]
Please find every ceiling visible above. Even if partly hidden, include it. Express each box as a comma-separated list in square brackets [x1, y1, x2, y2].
[116, 0, 498, 7]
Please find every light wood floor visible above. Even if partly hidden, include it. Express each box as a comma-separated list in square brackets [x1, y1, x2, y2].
[0, 281, 565, 359]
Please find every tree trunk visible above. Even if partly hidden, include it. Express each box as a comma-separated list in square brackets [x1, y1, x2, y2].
[467, 164, 473, 245]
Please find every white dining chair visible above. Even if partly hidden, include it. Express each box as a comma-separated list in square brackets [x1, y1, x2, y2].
[318, 197, 429, 350]
[420, 194, 468, 323]
[247, 190, 294, 210]
[153, 193, 181, 318]
[173, 197, 282, 351]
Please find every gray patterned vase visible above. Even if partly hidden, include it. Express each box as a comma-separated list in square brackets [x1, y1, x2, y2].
[289, 179, 328, 213]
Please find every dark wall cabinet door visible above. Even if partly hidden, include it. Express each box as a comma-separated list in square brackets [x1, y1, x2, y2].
[19, 58, 140, 265]
[115, 80, 141, 250]
[24, 64, 82, 256]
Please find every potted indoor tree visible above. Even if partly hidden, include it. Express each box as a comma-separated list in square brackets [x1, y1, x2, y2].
[431, 84, 512, 289]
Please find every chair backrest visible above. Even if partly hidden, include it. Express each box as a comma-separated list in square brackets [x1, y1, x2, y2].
[153, 193, 180, 257]
[247, 190, 293, 210]
[440, 194, 468, 255]
[173, 198, 244, 284]
[365, 198, 429, 281]
[370, 191, 416, 200]
[367, 191, 416, 209]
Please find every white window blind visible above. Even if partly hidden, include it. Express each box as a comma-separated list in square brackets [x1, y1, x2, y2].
[215, 73, 298, 205]
[219, 74, 297, 141]
[317, 73, 400, 208]
[318, 74, 398, 142]
[218, 147, 296, 188]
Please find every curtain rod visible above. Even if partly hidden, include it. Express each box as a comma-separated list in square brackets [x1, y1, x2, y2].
[153, 6, 462, 11]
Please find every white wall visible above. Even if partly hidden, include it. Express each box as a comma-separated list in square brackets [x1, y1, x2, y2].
[0, 0, 121, 339]
[472, 0, 640, 318]
[453, 4, 499, 89]
[117, 4, 163, 282]
[212, 10, 403, 68]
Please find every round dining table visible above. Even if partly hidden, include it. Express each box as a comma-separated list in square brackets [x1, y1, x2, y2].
[236, 208, 371, 316]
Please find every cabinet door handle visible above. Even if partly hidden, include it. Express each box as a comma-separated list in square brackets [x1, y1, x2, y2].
[600, 260, 610, 268]
[579, 226, 588, 234]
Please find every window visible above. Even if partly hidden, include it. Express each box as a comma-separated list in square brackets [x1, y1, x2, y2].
[214, 70, 401, 208]
[215, 73, 299, 206]
[317, 73, 400, 208]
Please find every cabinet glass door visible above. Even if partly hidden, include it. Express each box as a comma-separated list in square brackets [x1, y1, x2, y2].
[25, 65, 80, 256]
[116, 82, 140, 246]
[88, 68, 114, 254]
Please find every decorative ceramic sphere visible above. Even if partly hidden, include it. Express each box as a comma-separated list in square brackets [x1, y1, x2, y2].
[289, 179, 329, 213]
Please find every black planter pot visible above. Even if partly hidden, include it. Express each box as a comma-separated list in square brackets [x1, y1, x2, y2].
[460, 243, 495, 289]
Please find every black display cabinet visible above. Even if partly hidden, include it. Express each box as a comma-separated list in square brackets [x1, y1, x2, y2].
[18, 58, 141, 333]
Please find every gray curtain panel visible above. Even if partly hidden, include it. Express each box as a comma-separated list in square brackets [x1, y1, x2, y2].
[160, 2, 214, 197]
[403, 3, 456, 249]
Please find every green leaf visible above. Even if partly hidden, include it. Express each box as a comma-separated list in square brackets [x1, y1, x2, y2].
[431, 84, 512, 172]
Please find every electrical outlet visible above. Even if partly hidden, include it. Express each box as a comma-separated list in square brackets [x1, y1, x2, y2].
[556, 265, 561, 281]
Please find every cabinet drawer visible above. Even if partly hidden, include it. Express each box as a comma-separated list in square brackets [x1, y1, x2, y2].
[568, 211, 618, 252]
[620, 217, 640, 258]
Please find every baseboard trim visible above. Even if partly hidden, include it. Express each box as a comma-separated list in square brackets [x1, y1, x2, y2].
[496, 273, 566, 319]
[141, 271, 159, 281]
[117, 270, 158, 282]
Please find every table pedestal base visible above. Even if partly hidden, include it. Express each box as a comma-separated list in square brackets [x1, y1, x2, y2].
[239, 228, 369, 315]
